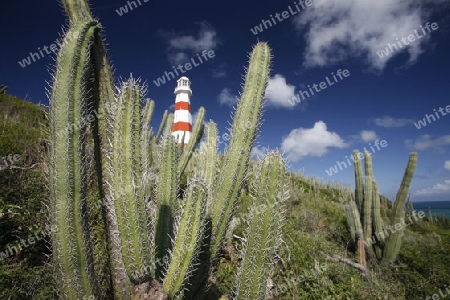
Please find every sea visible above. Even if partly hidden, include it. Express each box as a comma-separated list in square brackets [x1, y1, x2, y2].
[413, 201, 450, 218]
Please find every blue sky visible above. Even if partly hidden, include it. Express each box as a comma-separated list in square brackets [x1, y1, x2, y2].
[1, 0, 450, 202]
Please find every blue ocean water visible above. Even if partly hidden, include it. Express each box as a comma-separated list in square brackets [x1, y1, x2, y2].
[413, 201, 450, 218]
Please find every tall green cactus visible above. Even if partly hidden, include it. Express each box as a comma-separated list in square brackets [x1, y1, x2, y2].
[110, 78, 153, 283]
[234, 152, 287, 299]
[345, 150, 418, 266]
[154, 135, 179, 280]
[48, 20, 101, 299]
[178, 107, 205, 174]
[48, 1, 286, 299]
[209, 42, 271, 261]
[162, 179, 207, 298]
[382, 152, 418, 264]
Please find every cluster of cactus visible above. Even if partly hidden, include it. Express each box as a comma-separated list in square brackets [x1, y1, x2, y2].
[47, 0, 287, 299]
[345, 150, 417, 266]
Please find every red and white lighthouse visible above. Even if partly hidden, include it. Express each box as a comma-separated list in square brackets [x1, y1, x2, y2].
[172, 76, 192, 145]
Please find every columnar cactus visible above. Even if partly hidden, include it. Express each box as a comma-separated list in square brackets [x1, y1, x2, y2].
[48, 20, 101, 299]
[209, 42, 271, 261]
[48, 1, 286, 299]
[154, 135, 179, 280]
[234, 152, 287, 300]
[382, 152, 418, 264]
[345, 150, 418, 266]
[178, 107, 205, 174]
[110, 78, 153, 283]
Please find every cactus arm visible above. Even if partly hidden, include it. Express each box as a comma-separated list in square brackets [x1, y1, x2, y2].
[363, 152, 373, 243]
[153, 110, 168, 143]
[372, 180, 384, 259]
[110, 79, 152, 283]
[162, 180, 207, 298]
[178, 107, 205, 175]
[233, 152, 286, 300]
[61, 0, 93, 23]
[353, 150, 364, 213]
[141, 99, 156, 197]
[49, 20, 100, 299]
[382, 152, 418, 264]
[90, 27, 133, 300]
[209, 42, 271, 260]
[203, 122, 218, 214]
[154, 135, 179, 280]
[164, 113, 175, 136]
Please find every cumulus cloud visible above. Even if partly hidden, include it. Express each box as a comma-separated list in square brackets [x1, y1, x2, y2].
[360, 130, 379, 142]
[160, 22, 218, 65]
[445, 160, 450, 170]
[371, 116, 415, 127]
[250, 146, 268, 160]
[415, 180, 450, 196]
[405, 135, 450, 151]
[281, 121, 348, 162]
[264, 74, 298, 108]
[218, 88, 238, 107]
[294, 0, 444, 70]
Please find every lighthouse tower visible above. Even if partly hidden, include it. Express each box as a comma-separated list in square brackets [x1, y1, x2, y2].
[172, 77, 192, 145]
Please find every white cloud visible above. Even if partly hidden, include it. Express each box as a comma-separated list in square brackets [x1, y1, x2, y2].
[415, 180, 450, 196]
[161, 22, 218, 65]
[372, 116, 415, 127]
[218, 88, 238, 107]
[445, 160, 450, 170]
[294, 0, 444, 70]
[281, 121, 348, 162]
[251, 146, 267, 160]
[264, 74, 297, 108]
[405, 135, 450, 151]
[360, 130, 379, 142]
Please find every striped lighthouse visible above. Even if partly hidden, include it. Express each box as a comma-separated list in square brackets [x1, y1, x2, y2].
[172, 76, 192, 145]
